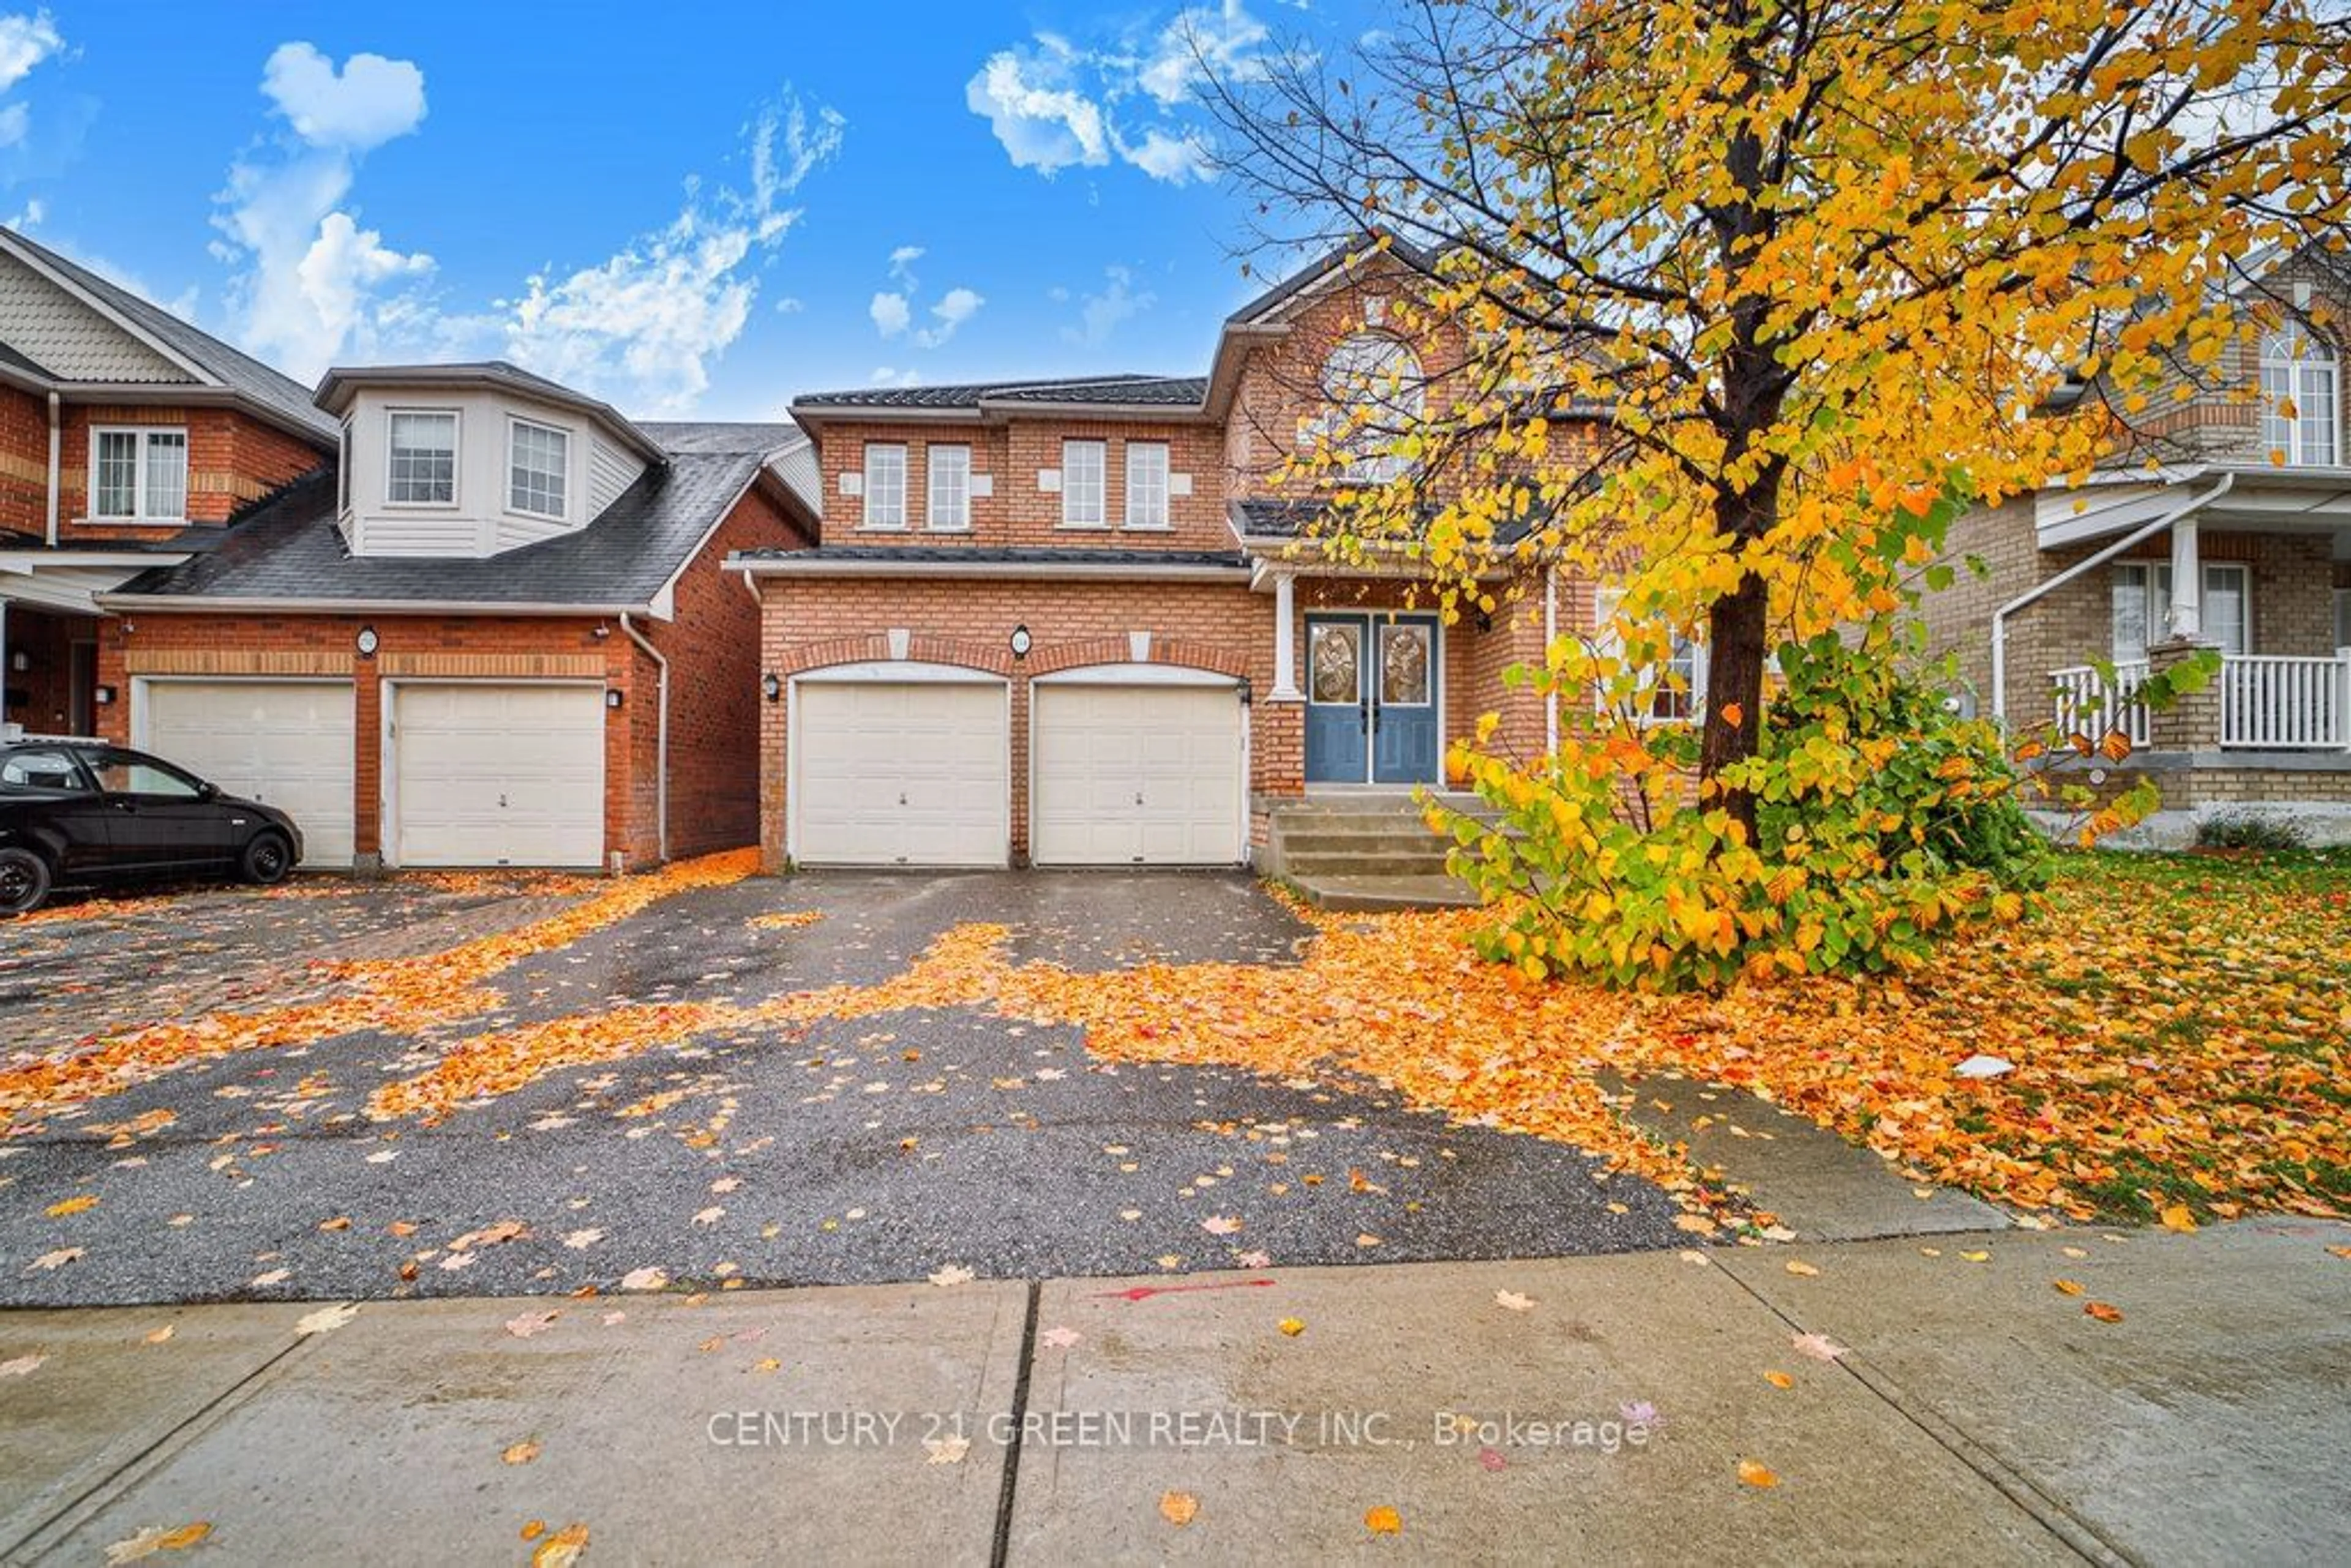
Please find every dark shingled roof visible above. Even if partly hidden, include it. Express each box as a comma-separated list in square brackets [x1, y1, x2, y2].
[793, 374, 1207, 411]
[1232, 496, 1544, 549]
[111, 448, 772, 609]
[732, 544, 1246, 570]
[0, 227, 335, 441]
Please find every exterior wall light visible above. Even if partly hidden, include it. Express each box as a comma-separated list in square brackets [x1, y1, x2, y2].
[355, 625, 380, 657]
[605, 688, 624, 710]
[95, 685, 116, 705]
[1010, 624, 1032, 659]
[762, 672, 782, 703]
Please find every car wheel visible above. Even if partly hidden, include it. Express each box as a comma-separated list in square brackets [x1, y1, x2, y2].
[0, 847, 51, 915]
[239, 831, 293, 887]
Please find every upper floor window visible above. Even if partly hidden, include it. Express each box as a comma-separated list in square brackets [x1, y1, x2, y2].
[336, 418, 353, 517]
[926, 445, 970, 531]
[1320, 332, 1424, 484]
[508, 419, 569, 519]
[91, 427, 187, 522]
[862, 443, 907, 528]
[1125, 442, 1169, 529]
[2260, 326, 2338, 467]
[387, 410, 458, 506]
[1062, 440, 1106, 527]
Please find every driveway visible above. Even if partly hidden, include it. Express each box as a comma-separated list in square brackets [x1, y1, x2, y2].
[0, 868, 1681, 1307]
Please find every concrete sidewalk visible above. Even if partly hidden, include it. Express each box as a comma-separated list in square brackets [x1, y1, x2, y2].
[2, 1219, 2345, 1566]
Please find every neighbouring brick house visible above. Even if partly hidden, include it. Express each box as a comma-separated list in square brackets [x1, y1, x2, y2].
[1922, 246, 2351, 846]
[0, 223, 817, 871]
[733, 245, 1582, 875]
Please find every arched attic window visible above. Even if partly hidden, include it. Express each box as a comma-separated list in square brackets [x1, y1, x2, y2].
[2260, 324, 2338, 467]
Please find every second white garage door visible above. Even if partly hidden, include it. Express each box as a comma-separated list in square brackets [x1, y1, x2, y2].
[141, 679, 358, 868]
[793, 678, 1008, 866]
[391, 683, 605, 868]
[1032, 683, 1245, 865]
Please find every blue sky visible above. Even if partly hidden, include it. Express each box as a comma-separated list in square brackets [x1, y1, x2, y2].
[0, 1, 1373, 419]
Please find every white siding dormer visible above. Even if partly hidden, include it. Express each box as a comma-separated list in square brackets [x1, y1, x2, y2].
[340, 384, 628, 558]
[588, 434, 645, 515]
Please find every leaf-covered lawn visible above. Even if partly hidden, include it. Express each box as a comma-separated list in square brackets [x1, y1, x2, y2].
[6, 849, 2342, 1228]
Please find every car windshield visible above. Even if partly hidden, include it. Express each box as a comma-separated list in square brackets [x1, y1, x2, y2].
[91, 752, 204, 799]
[0, 749, 91, 792]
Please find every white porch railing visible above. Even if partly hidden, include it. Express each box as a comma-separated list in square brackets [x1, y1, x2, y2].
[2052, 661, 2150, 748]
[2052, 652, 2351, 751]
[2220, 653, 2351, 749]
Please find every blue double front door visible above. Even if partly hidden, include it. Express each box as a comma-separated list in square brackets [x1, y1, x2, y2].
[1303, 612, 1441, 785]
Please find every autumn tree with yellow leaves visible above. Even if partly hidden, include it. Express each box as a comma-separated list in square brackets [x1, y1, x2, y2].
[1202, 0, 2351, 985]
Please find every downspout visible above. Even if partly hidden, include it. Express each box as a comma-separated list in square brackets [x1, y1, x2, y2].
[617, 613, 670, 865]
[1989, 473, 2233, 726]
[737, 564, 763, 609]
[43, 391, 59, 546]
[1542, 565, 1559, 756]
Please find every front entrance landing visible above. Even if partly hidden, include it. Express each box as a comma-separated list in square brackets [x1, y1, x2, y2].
[1261, 790, 1487, 910]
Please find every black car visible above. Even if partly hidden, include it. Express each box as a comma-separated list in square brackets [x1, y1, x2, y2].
[0, 740, 304, 914]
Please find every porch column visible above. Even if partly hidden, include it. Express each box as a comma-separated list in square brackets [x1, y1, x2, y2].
[2167, 516, 2201, 640]
[1269, 571, 1302, 700]
[2145, 636, 2222, 752]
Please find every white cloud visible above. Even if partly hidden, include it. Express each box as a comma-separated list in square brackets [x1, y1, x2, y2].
[870, 290, 910, 337]
[966, 42, 1109, 176]
[1136, 0, 1269, 107]
[967, 3, 1269, 185]
[0, 11, 61, 95]
[498, 91, 846, 411]
[913, 286, 983, 349]
[1062, 264, 1155, 347]
[0, 101, 24, 149]
[212, 42, 433, 381]
[260, 42, 426, 151]
[1113, 126, 1212, 186]
[869, 366, 920, 386]
[887, 244, 924, 280]
[774, 295, 804, 314]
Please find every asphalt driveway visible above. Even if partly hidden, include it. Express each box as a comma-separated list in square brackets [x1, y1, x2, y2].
[0, 869, 1681, 1307]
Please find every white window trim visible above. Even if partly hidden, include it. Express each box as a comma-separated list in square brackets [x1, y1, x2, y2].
[384, 407, 461, 510]
[861, 443, 909, 530]
[926, 444, 971, 533]
[2113, 561, 2252, 658]
[336, 418, 353, 519]
[2260, 328, 2339, 467]
[85, 424, 189, 524]
[1591, 588, 1706, 725]
[1060, 439, 1108, 529]
[1123, 441, 1171, 530]
[504, 415, 571, 522]
[2335, 586, 2351, 650]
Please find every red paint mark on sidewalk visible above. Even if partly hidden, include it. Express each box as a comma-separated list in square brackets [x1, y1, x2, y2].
[1095, 1277, 1277, 1303]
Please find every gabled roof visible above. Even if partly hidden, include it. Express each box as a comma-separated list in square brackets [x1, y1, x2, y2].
[792, 373, 1209, 418]
[1225, 234, 1439, 326]
[0, 226, 336, 443]
[640, 419, 820, 517]
[314, 360, 672, 465]
[102, 443, 792, 615]
[1230, 495, 1547, 551]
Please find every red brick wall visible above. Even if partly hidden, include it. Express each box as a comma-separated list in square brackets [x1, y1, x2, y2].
[0, 384, 47, 538]
[755, 577, 1278, 870]
[58, 405, 324, 544]
[637, 483, 803, 860]
[810, 417, 1229, 551]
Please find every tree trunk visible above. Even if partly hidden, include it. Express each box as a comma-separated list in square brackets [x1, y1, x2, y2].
[1700, 487, 1775, 843]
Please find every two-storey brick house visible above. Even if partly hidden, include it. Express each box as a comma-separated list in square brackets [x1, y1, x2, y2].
[0, 226, 818, 872]
[733, 246, 1578, 874]
[1922, 246, 2351, 846]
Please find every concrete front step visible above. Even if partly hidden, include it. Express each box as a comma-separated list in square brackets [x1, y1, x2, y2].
[1288, 872, 1483, 912]
[1281, 852, 1458, 879]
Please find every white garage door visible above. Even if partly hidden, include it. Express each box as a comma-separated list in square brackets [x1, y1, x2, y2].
[392, 683, 604, 868]
[1032, 683, 1244, 866]
[142, 679, 356, 868]
[793, 678, 1007, 866]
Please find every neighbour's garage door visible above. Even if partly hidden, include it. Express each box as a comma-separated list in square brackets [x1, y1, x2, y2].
[793, 677, 1007, 866]
[1032, 683, 1245, 865]
[141, 679, 357, 868]
[391, 683, 604, 868]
